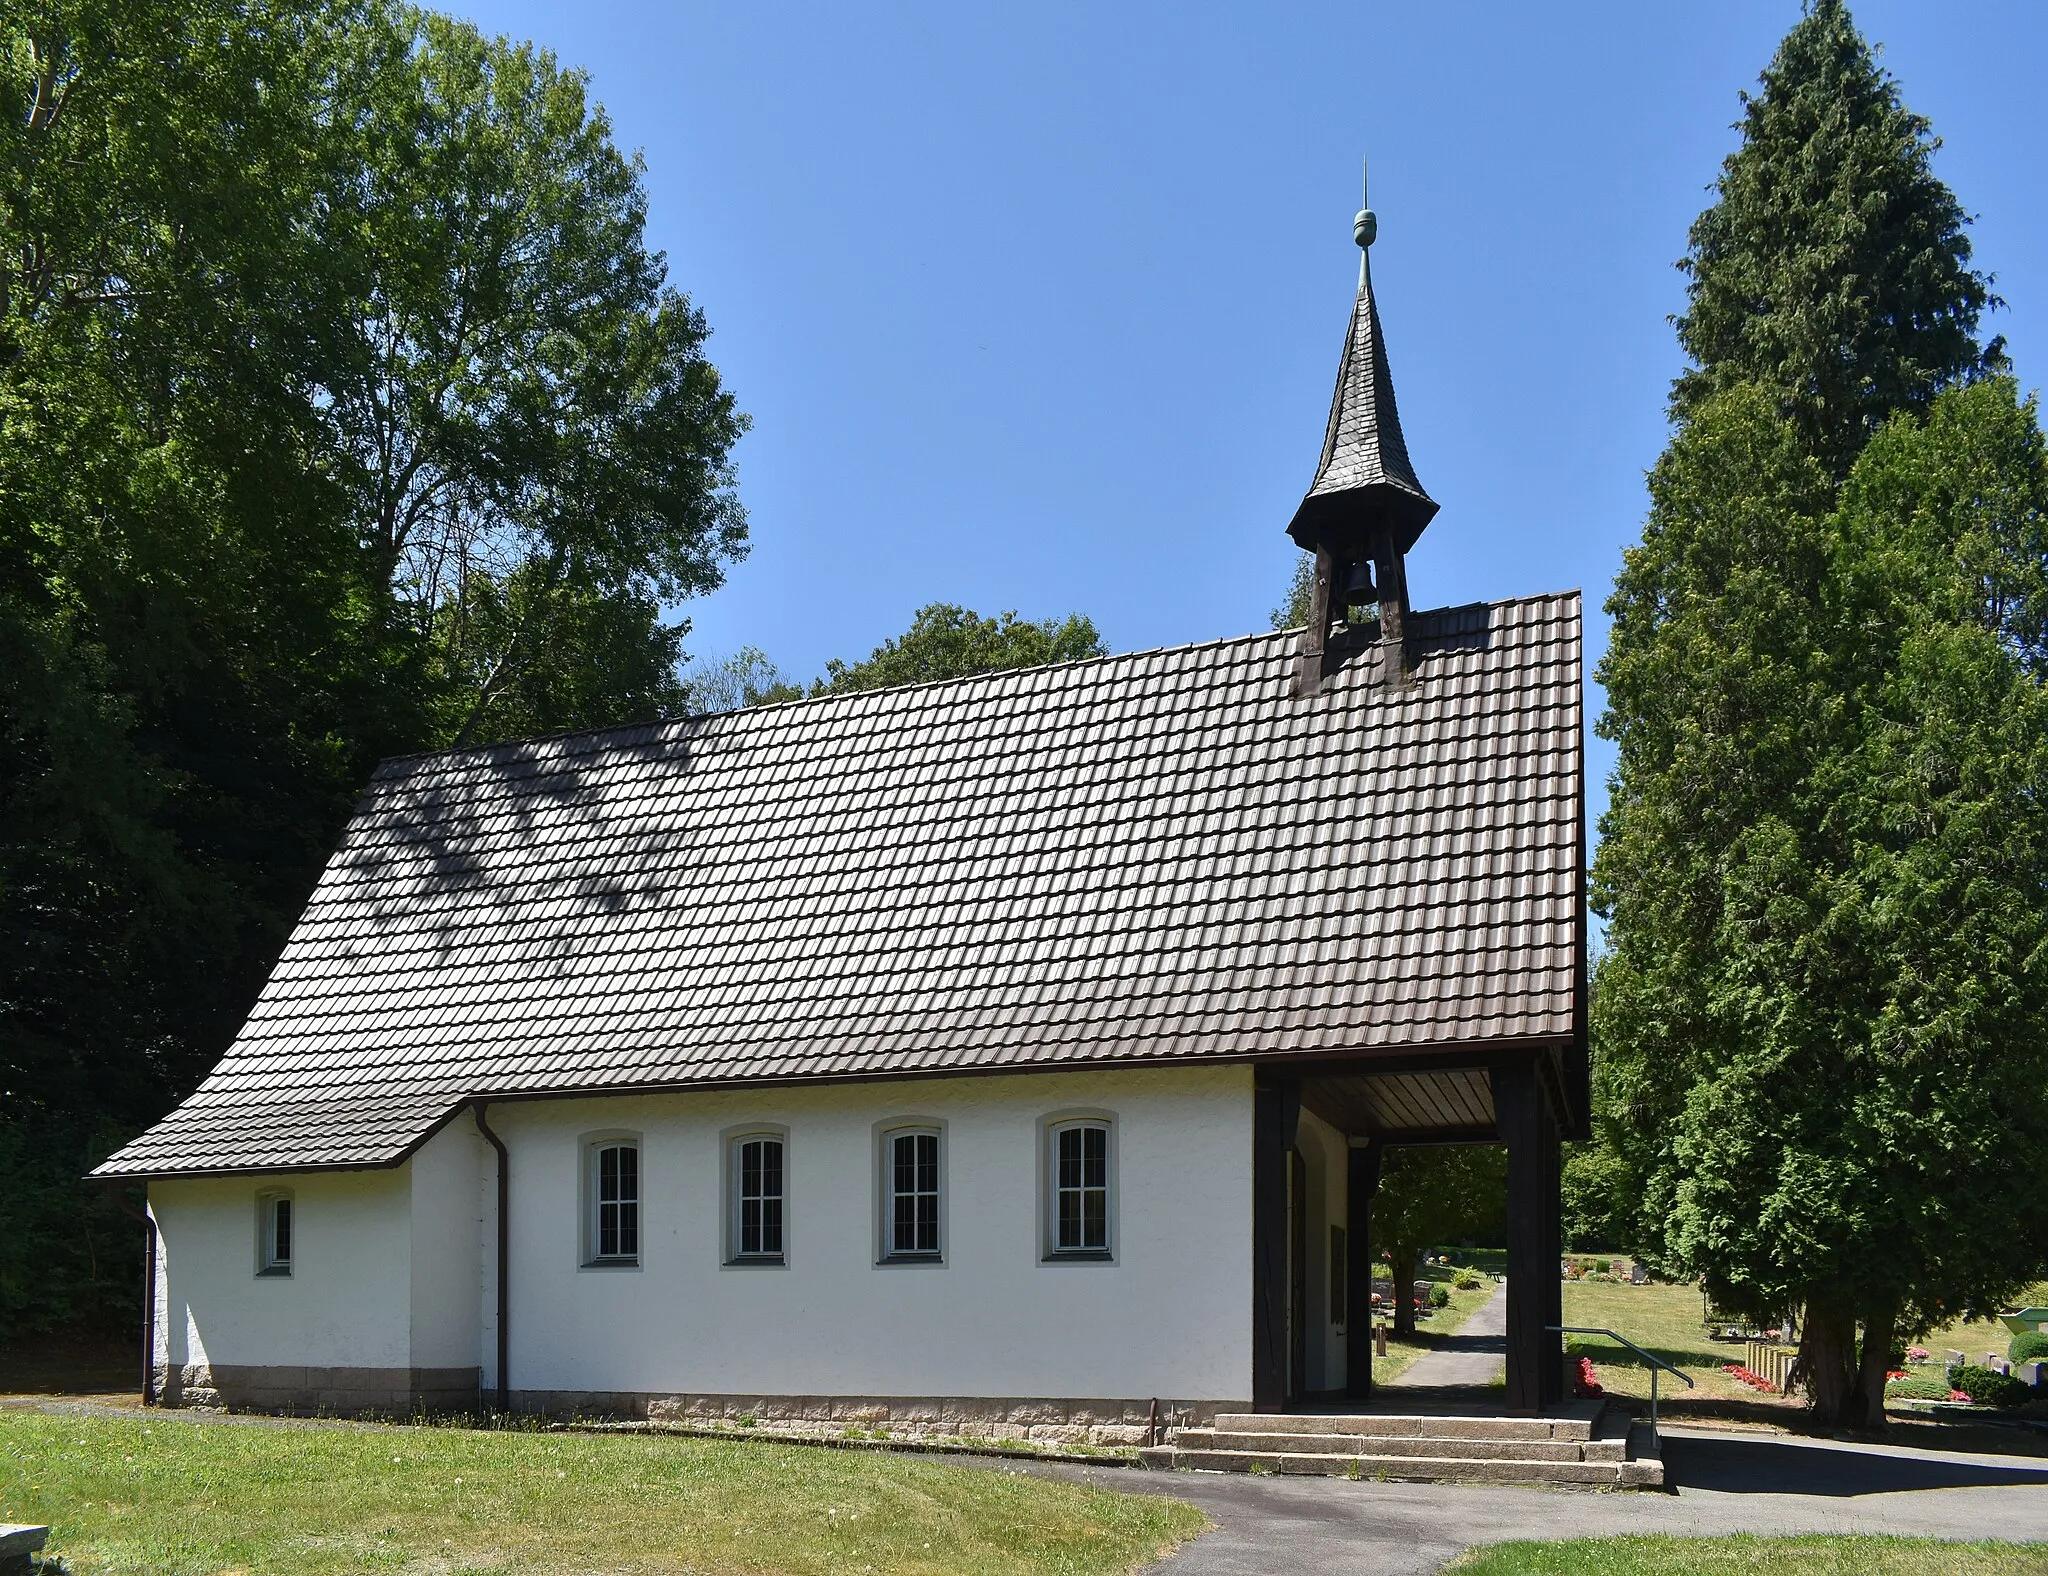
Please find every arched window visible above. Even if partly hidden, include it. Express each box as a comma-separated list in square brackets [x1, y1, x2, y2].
[587, 1140, 640, 1265]
[730, 1133, 786, 1263]
[1047, 1118, 1112, 1257]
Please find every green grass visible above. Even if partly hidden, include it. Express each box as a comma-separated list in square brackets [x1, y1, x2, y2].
[1560, 1278, 1784, 1409]
[0, 1410, 1204, 1575]
[1448, 1535, 2048, 1574]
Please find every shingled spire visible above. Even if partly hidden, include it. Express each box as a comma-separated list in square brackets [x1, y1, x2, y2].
[1290, 165, 1437, 697]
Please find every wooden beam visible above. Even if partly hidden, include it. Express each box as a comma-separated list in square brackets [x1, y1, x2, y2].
[1344, 1142, 1381, 1400]
[1292, 547, 1336, 700]
[1251, 1080, 1299, 1412]
[1494, 1061, 1560, 1414]
[1373, 534, 1409, 691]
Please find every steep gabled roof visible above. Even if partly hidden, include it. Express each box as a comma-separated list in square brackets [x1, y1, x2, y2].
[96, 592, 1583, 1178]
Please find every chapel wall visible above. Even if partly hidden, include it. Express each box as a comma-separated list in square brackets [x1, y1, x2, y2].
[487, 1062, 1254, 1437]
[146, 1166, 452, 1411]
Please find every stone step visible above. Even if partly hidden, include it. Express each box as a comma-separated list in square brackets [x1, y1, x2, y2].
[1211, 1412, 1594, 1443]
[1150, 1448, 1626, 1486]
[1206, 1430, 1590, 1463]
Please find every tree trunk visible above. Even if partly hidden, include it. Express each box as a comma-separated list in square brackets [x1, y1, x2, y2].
[1391, 1249, 1418, 1339]
[1794, 1300, 1857, 1426]
[1849, 1298, 1897, 1433]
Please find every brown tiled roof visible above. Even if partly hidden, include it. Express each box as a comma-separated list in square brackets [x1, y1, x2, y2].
[95, 592, 1583, 1178]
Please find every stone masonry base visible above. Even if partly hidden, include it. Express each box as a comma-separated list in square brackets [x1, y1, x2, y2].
[151, 1368, 1237, 1445]
[154, 1363, 479, 1416]
[518, 1391, 1242, 1448]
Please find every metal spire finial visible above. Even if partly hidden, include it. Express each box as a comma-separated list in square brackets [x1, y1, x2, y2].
[1353, 157, 1377, 282]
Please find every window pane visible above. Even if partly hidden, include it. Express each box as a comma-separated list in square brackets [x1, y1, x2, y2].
[599, 1203, 619, 1259]
[618, 1199, 638, 1257]
[741, 1196, 762, 1255]
[273, 1199, 292, 1264]
[595, 1144, 638, 1259]
[915, 1192, 938, 1254]
[1083, 1188, 1106, 1249]
[762, 1196, 783, 1255]
[1058, 1187, 1080, 1249]
[600, 1146, 619, 1202]
[1059, 1127, 1081, 1189]
[617, 1145, 638, 1200]
[893, 1190, 917, 1253]
[762, 1140, 782, 1197]
[1083, 1126, 1106, 1188]
[916, 1133, 937, 1192]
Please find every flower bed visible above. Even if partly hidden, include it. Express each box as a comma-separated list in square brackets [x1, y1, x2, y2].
[1722, 1363, 1778, 1394]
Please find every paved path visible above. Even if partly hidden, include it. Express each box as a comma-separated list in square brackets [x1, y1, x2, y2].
[1383, 1280, 1507, 1390]
[980, 1426, 2048, 1574]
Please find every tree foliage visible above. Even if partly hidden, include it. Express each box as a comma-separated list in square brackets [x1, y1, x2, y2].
[1671, 0, 2000, 477]
[1594, 0, 2041, 1431]
[1372, 1146, 1505, 1337]
[1595, 380, 2048, 1426]
[813, 604, 1106, 696]
[0, 0, 745, 1339]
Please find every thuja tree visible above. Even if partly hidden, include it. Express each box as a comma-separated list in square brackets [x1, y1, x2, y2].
[1594, 379, 2048, 1428]
[1372, 1146, 1505, 1339]
[1672, 0, 2000, 479]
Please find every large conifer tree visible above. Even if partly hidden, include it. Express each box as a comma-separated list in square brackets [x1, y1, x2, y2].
[1672, 0, 2000, 477]
[1595, 1, 2048, 1429]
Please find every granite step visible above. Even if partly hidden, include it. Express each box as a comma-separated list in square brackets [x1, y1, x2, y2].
[1135, 1402, 1665, 1489]
[1205, 1430, 1589, 1463]
[1142, 1448, 1626, 1485]
[1209, 1411, 1594, 1443]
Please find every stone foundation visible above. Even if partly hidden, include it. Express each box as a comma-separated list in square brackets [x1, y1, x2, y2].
[510, 1391, 1244, 1448]
[154, 1363, 480, 1416]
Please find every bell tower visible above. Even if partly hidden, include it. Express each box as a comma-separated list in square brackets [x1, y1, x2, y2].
[1288, 164, 1438, 697]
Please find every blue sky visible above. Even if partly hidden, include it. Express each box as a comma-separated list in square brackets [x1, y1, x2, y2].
[453, 0, 2042, 817]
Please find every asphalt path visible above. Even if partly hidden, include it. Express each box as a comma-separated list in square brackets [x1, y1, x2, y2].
[1382, 1281, 1508, 1391]
[976, 1426, 2048, 1574]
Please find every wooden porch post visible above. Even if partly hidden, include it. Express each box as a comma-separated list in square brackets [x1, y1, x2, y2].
[1494, 1060, 1560, 1414]
[1344, 1141, 1382, 1400]
[1252, 1078, 1300, 1413]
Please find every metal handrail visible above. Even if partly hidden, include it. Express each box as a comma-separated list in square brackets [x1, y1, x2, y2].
[1548, 1324, 1695, 1432]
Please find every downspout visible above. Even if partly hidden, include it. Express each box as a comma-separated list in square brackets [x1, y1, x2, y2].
[110, 1188, 157, 1407]
[472, 1101, 510, 1413]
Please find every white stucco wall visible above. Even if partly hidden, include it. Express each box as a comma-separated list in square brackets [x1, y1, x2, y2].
[151, 1166, 415, 1372]
[484, 1064, 1253, 1402]
[148, 1062, 1254, 1404]
[1294, 1106, 1351, 1393]
[408, 1122, 486, 1369]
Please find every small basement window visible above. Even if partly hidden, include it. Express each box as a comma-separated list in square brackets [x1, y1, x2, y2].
[730, 1133, 786, 1262]
[257, 1191, 293, 1277]
[588, 1140, 640, 1266]
[1048, 1119, 1111, 1256]
[883, 1127, 941, 1260]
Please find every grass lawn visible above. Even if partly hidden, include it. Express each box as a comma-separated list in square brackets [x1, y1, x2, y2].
[1370, 1259, 1502, 1385]
[1916, 1282, 2048, 1367]
[1559, 1278, 1793, 1412]
[1447, 1535, 2048, 1574]
[0, 1410, 1204, 1575]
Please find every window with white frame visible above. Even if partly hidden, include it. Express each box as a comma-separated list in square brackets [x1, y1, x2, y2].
[884, 1127, 941, 1259]
[257, 1190, 294, 1276]
[1049, 1119, 1111, 1256]
[588, 1140, 640, 1265]
[730, 1133, 786, 1262]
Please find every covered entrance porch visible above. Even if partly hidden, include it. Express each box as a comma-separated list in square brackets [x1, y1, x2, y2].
[1251, 1043, 1588, 1416]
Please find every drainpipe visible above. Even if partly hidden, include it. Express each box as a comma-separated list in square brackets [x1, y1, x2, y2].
[110, 1188, 157, 1407]
[472, 1101, 510, 1414]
